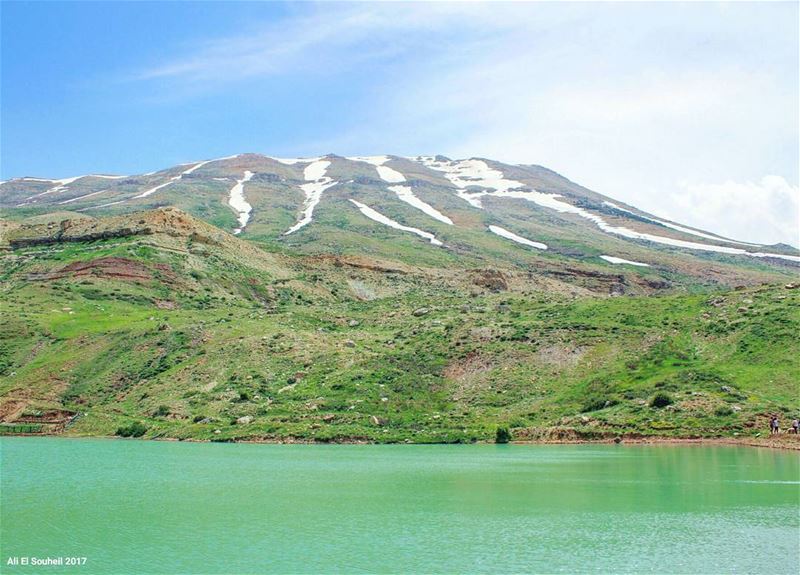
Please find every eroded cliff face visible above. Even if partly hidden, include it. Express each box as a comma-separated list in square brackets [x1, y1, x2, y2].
[5, 208, 227, 248]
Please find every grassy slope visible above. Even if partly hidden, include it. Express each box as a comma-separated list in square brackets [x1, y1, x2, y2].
[1, 231, 798, 443]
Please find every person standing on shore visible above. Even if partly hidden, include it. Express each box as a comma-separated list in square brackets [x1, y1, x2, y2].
[769, 416, 779, 435]
[791, 419, 799, 434]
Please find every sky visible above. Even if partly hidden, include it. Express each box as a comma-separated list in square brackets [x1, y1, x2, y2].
[1, 1, 798, 246]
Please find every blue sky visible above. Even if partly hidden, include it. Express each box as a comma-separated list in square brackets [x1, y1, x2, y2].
[1, 1, 798, 245]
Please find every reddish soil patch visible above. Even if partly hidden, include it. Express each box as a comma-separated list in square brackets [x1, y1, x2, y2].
[0, 400, 27, 422]
[444, 350, 494, 380]
[307, 254, 411, 274]
[444, 351, 498, 402]
[535, 344, 587, 368]
[470, 269, 508, 291]
[15, 409, 76, 424]
[27, 256, 176, 283]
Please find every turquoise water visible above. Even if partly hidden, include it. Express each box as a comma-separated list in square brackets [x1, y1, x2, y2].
[1, 438, 798, 574]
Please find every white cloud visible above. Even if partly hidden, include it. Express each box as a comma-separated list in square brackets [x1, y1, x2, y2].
[133, 2, 799, 246]
[332, 5, 798, 246]
[407, 64, 799, 246]
[659, 176, 799, 247]
[135, 4, 515, 85]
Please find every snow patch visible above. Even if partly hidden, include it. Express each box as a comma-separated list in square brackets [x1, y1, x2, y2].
[135, 180, 178, 200]
[389, 186, 453, 225]
[413, 157, 797, 262]
[415, 157, 526, 208]
[600, 255, 650, 267]
[134, 160, 211, 199]
[179, 160, 210, 176]
[488, 225, 547, 250]
[348, 155, 405, 182]
[52, 176, 91, 187]
[78, 158, 209, 212]
[602, 201, 758, 246]
[284, 160, 338, 235]
[376, 165, 406, 184]
[228, 171, 255, 234]
[111, 155, 238, 203]
[347, 156, 390, 167]
[349, 199, 442, 246]
[20, 174, 128, 204]
[273, 157, 322, 165]
[59, 189, 112, 205]
[550, 195, 799, 261]
[79, 200, 125, 211]
[353, 156, 454, 225]
[303, 160, 329, 182]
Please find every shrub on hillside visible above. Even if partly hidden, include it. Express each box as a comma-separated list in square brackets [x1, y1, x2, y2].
[153, 405, 170, 417]
[116, 422, 148, 438]
[495, 427, 512, 444]
[714, 406, 734, 417]
[581, 379, 619, 412]
[649, 392, 674, 409]
[581, 396, 618, 413]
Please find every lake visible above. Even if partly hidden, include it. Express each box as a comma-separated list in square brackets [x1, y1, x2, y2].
[1, 438, 798, 574]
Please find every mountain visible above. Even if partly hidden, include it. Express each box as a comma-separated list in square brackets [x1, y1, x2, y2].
[2, 154, 798, 291]
[1, 155, 798, 443]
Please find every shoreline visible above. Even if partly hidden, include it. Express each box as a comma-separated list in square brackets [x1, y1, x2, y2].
[3, 433, 799, 451]
[509, 435, 800, 451]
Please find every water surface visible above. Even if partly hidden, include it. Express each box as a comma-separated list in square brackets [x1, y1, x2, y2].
[1, 438, 798, 574]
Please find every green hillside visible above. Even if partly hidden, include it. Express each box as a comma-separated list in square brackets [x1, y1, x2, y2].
[1, 208, 797, 442]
